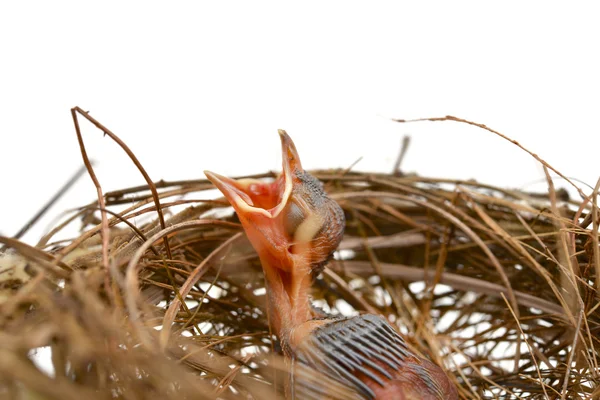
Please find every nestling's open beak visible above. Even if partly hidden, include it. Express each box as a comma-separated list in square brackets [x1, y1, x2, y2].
[204, 130, 299, 220]
[204, 130, 307, 267]
[205, 129, 344, 278]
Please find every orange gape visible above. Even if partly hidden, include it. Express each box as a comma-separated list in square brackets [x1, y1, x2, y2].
[205, 131, 457, 400]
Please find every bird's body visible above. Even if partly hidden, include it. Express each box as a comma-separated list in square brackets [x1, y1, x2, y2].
[292, 314, 453, 399]
[205, 131, 457, 399]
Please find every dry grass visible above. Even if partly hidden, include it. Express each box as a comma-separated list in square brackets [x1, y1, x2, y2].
[0, 110, 598, 399]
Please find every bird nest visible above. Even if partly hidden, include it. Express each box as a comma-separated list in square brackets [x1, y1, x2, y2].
[0, 111, 598, 399]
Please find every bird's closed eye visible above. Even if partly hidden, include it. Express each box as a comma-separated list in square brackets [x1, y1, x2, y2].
[283, 201, 305, 238]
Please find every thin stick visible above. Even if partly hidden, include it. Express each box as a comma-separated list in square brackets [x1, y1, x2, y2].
[71, 108, 111, 285]
[340, 156, 363, 177]
[591, 177, 600, 290]
[501, 293, 550, 399]
[329, 260, 562, 315]
[71, 107, 173, 261]
[392, 135, 410, 175]
[561, 309, 584, 399]
[8, 164, 87, 244]
[392, 115, 587, 200]
[91, 206, 160, 256]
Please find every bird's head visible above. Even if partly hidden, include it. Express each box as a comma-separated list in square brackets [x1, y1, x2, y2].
[205, 130, 345, 278]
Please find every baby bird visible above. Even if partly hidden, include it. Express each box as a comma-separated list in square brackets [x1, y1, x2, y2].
[205, 131, 457, 399]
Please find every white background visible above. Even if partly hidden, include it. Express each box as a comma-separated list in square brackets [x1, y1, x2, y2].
[1, 2, 599, 244]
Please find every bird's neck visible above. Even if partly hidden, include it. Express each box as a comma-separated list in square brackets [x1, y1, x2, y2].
[258, 253, 315, 350]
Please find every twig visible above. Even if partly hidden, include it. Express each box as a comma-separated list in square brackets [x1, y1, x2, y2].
[392, 135, 410, 175]
[561, 309, 584, 399]
[501, 293, 550, 399]
[592, 178, 600, 290]
[71, 108, 112, 297]
[6, 164, 87, 245]
[71, 107, 173, 261]
[329, 260, 562, 315]
[392, 115, 587, 200]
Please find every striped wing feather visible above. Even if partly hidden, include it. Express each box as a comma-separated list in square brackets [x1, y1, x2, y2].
[291, 314, 455, 400]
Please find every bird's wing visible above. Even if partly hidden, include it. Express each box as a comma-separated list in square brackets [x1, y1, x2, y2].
[292, 314, 428, 400]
